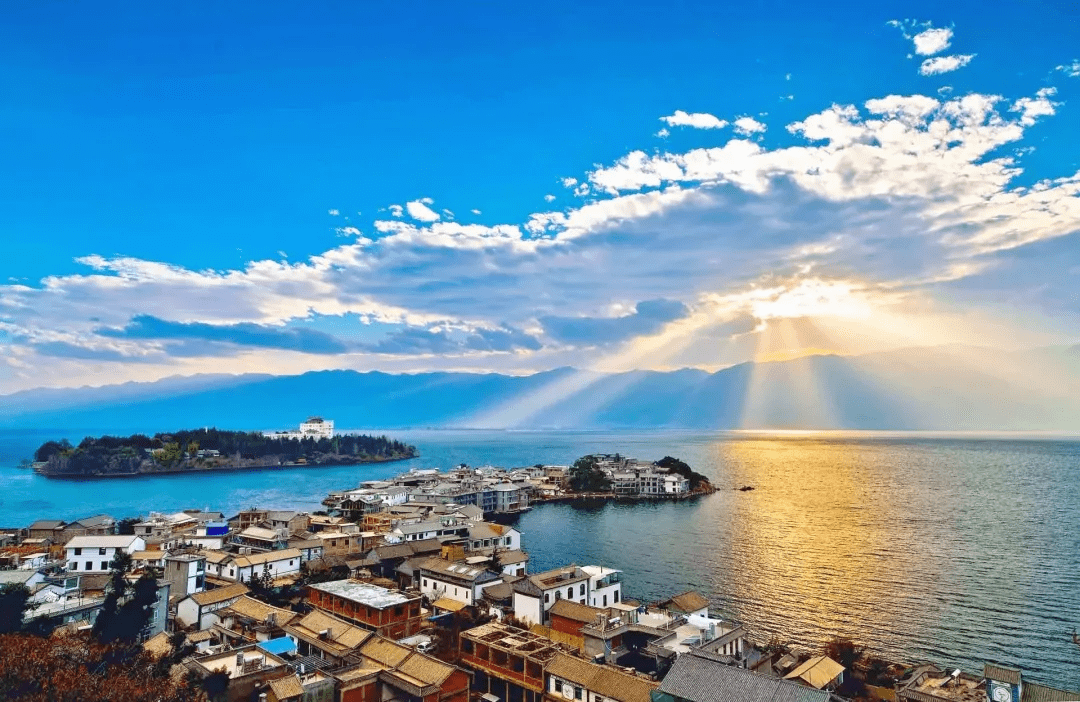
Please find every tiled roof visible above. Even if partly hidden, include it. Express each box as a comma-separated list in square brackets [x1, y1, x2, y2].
[268, 675, 304, 700]
[659, 650, 830, 702]
[201, 549, 232, 564]
[286, 610, 372, 654]
[549, 599, 606, 625]
[432, 598, 467, 613]
[547, 652, 658, 702]
[419, 557, 500, 583]
[396, 653, 454, 686]
[496, 550, 529, 565]
[189, 583, 249, 606]
[985, 665, 1022, 686]
[1022, 682, 1080, 702]
[222, 596, 296, 625]
[142, 631, 173, 658]
[28, 520, 65, 530]
[783, 655, 845, 689]
[360, 638, 412, 668]
[664, 590, 710, 614]
[232, 548, 302, 568]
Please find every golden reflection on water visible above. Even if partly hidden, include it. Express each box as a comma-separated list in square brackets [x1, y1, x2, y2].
[709, 435, 895, 645]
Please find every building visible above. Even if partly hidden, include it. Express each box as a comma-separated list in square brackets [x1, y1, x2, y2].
[658, 591, 709, 618]
[65, 534, 146, 574]
[459, 621, 559, 702]
[186, 644, 291, 702]
[204, 548, 302, 584]
[306, 579, 424, 638]
[894, 663, 1080, 702]
[163, 552, 207, 598]
[285, 609, 373, 665]
[512, 566, 595, 625]
[545, 651, 658, 702]
[419, 557, 503, 607]
[217, 596, 298, 643]
[581, 565, 622, 609]
[654, 649, 831, 702]
[783, 655, 844, 690]
[266, 671, 335, 702]
[176, 582, 250, 629]
[59, 514, 117, 543]
[263, 416, 334, 440]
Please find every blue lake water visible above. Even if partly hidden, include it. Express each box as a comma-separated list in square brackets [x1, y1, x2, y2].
[2, 428, 1080, 687]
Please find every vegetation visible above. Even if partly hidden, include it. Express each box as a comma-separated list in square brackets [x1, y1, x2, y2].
[568, 456, 614, 493]
[656, 456, 710, 490]
[91, 553, 160, 649]
[33, 428, 416, 477]
[0, 632, 204, 702]
[824, 635, 866, 669]
[0, 584, 32, 635]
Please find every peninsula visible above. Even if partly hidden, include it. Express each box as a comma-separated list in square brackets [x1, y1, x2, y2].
[32, 423, 416, 478]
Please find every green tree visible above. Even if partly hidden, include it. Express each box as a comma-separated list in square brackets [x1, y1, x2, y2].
[92, 552, 159, 647]
[569, 456, 613, 493]
[824, 636, 866, 669]
[0, 585, 31, 635]
[116, 517, 140, 535]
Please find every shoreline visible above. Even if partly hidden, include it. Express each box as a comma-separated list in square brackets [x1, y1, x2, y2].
[32, 453, 417, 480]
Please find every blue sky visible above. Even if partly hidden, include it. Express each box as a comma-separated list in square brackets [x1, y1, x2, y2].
[1, 1, 1079, 392]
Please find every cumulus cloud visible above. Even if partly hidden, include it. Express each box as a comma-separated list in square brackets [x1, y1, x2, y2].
[3, 66, 1079, 391]
[544, 194, 556, 202]
[660, 110, 728, 130]
[1056, 60, 1080, 78]
[912, 27, 952, 55]
[656, 128, 670, 138]
[732, 117, 767, 136]
[406, 198, 441, 222]
[919, 54, 975, 76]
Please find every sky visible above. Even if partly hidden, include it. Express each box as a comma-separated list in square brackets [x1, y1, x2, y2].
[1, 1, 1080, 394]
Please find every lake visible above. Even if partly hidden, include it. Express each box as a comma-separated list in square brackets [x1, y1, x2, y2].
[2, 428, 1079, 686]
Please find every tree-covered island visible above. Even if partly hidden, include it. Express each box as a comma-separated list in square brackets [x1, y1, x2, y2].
[32, 428, 417, 478]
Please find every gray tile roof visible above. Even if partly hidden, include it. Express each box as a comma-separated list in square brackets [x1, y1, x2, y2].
[659, 651, 830, 702]
[985, 665, 1022, 686]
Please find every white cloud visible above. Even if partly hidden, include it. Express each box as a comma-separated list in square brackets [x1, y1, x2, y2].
[919, 54, 975, 76]
[544, 194, 556, 202]
[406, 199, 441, 222]
[328, 209, 340, 216]
[471, 209, 482, 215]
[388, 204, 404, 218]
[1056, 60, 1080, 77]
[912, 27, 952, 55]
[659, 110, 728, 130]
[1011, 87, 1058, 126]
[785, 73, 792, 81]
[656, 128, 670, 138]
[732, 117, 767, 136]
[561, 177, 578, 188]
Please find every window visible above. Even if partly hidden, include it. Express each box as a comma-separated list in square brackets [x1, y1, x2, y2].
[85, 561, 92, 570]
[289, 560, 294, 566]
[423, 579, 428, 587]
[545, 593, 550, 603]
[101, 562, 109, 570]
[614, 591, 619, 603]
[99, 548, 107, 555]
[579, 584, 585, 596]
[575, 687, 583, 700]
[566, 587, 572, 599]
[603, 594, 608, 606]
[69, 562, 77, 571]
[73, 548, 82, 556]
[553, 680, 562, 694]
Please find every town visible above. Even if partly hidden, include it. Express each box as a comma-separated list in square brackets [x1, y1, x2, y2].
[0, 456, 1076, 702]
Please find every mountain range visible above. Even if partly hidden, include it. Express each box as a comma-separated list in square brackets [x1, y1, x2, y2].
[2, 345, 1078, 434]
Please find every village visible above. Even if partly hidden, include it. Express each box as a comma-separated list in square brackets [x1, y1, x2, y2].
[1, 456, 1077, 702]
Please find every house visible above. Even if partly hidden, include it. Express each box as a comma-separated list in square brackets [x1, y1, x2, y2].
[59, 514, 117, 543]
[495, 549, 529, 577]
[894, 663, 1080, 702]
[331, 639, 470, 702]
[176, 582, 250, 629]
[306, 579, 424, 638]
[512, 566, 594, 625]
[418, 557, 502, 607]
[163, 552, 206, 598]
[284, 609, 373, 665]
[65, 535, 146, 574]
[548, 599, 609, 637]
[581, 566, 623, 609]
[783, 655, 844, 690]
[659, 591, 709, 618]
[545, 651, 658, 702]
[186, 643, 291, 702]
[27, 519, 66, 542]
[657, 649, 831, 702]
[206, 548, 302, 584]
[217, 596, 297, 642]
[287, 536, 325, 563]
[464, 523, 521, 552]
[0, 568, 46, 591]
[232, 526, 289, 552]
[266, 671, 335, 702]
[133, 511, 199, 544]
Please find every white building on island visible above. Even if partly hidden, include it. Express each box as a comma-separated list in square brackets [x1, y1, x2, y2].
[263, 416, 335, 440]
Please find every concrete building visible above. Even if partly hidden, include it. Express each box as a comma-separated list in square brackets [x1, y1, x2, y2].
[545, 651, 658, 702]
[511, 566, 597, 625]
[418, 557, 502, 607]
[164, 552, 206, 598]
[306, 579, 423, 639]
[176, 582, 250, 629]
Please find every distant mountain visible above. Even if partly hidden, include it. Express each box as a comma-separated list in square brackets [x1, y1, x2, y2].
[1, 346, 1078, 434]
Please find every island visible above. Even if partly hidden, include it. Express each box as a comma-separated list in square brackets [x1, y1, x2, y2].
[31, 425, 417, 478]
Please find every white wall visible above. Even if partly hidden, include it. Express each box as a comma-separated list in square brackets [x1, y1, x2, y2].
[512, 592, 542, 625]
[66, 537, 146, 574]
[236, 555, 300, 583]
[420, 574, 500, 605]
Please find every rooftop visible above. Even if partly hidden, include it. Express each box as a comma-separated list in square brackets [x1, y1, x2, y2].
[783, 655, 845, 689]
[188, 582, 249, 606]
[65, 534, 141, 549]
[308, 579, 417, 609]
[547, 652, 658, 702]
[659, 650, 831, 702]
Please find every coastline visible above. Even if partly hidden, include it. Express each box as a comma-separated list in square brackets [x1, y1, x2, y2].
[31, 453, 417, 480]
